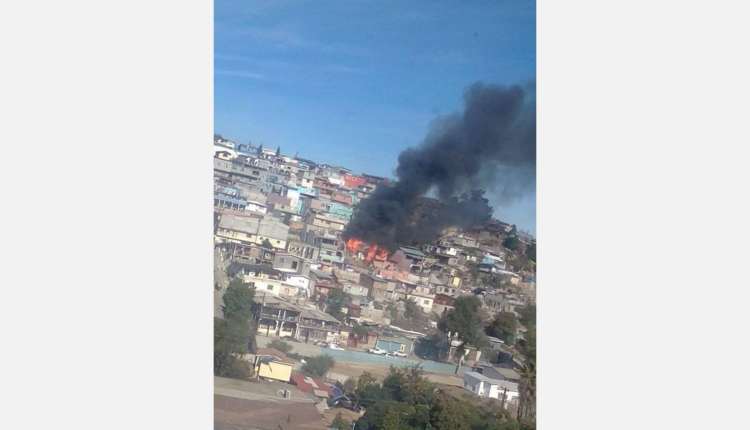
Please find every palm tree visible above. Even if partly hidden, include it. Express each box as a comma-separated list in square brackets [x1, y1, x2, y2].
[517, 360, 536, 422]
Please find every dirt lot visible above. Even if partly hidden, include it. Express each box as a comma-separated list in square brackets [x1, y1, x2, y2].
[328, 360, 463, 387]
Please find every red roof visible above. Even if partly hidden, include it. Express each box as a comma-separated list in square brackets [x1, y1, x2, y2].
[345, 303, 361, 310]
[289, 373, 334, 397]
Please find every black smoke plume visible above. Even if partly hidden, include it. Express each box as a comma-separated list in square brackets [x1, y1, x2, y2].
[343, 81, 536, 251]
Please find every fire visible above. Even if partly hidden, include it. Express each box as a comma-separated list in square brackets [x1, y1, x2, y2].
[346, 238, 389, 263]
[346, 238, 362, 253]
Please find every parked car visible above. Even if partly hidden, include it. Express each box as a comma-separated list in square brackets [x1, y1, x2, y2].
[368, 348, 388, 355]
[387, 351, 408, 358]
[328, 344, 345, 351]
[281, 336, 300, 343]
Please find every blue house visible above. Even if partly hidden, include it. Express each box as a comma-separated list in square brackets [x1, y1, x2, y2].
[375, 336, 414, 355]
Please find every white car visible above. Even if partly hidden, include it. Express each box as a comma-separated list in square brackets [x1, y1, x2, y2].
[327, 344, 345, 351]
[368, 348, 388, 355]
[387, 351, 407, 358]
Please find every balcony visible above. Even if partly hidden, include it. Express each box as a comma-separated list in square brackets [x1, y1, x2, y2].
[300, 319, 339, 330]
[259, 311, 299, 321]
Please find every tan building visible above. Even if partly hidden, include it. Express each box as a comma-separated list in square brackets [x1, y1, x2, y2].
[253, 348, 294, 383]
[215, 214, 289, 250]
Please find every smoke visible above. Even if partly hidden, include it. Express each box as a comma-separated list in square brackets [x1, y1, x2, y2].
[343, 81, 536, 251]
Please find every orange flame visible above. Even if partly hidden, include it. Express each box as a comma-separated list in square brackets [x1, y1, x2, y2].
[346, 238, 389, 263]
[346, 238, 362, 253]
[365, 244, 389, 263]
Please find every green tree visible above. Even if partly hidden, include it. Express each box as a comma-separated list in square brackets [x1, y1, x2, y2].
[342, 377, 357, 394]
[429, 392, 477, 430]
[301, 354, 335, 377]
[381, 406, 402, 430]
[525, 243, 536, 262]
[487, 311, 518, 345]
[355, 365, 521, 430]
[268, 339, 292, 355]
[517, 361, 536, 422]
[222, 278, 255, 321]
[331, 412, 350, 430]
[414, 332, 443, 360]
[518, 325, 536, 363]
[382, 364, 435, 404]
[481, 346, 499, 363]
[503, 236, 521, 251]
[517, 305, 536, 328]
[508, 254, 530, 273]
[386, 302, 399, 321]
[403, 299, 424, 323]
[438, 296, 488, 368]
[327, 288, 349, 322]
[356, 371, 378, 396]
[352, 324, 368, 339]
[214, 317, 253, 380]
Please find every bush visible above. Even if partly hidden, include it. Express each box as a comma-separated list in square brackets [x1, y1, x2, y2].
[268, 339, 293, 355]
[302, 354, 335, 377]
[503, 236, 521, 251]
[332, 412, 350, 430]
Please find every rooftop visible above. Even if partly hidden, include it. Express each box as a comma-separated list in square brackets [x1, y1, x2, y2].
[289, 373, 334, 398]
[399, 246, 426, 258]
[482, 366, 521, 381]
[218, 214, 260, 233]
[360, 273, 386, 282]
[214, 377, 327, 430]
[214, 376, 314, 404]
[252, 294, 300, 312]
[300, 308, 341, 324]
[231, 262, 283, 277]
[464, 372, 519, 391]
[309, 269, 333, 280]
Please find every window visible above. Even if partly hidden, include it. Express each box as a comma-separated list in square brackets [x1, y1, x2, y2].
[423, 299, 429, 305]
[266, 285, 273, 290]
[291, 261, 298, 269]
[279, 258, 285, 263]
[248, 282, 255, 288]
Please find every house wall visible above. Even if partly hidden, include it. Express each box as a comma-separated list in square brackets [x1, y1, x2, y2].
[246, 277, 284, 296]
[343, 284, 370, 297]
[376, 340, 406, 353]
[407, 295, 434, 313]
[285, 275, 310, 292]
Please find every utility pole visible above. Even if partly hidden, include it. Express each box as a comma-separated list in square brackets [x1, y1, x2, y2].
[500, 386, 508, 410]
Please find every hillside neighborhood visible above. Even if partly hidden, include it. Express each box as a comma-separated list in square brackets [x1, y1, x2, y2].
[214, 134, 537, 429]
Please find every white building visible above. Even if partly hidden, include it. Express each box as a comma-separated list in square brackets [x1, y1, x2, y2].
[462, 371, 519, 405]
[407, 292, 434, 314]
[245, 201, 268, 215]
[281, 275, 311, 298]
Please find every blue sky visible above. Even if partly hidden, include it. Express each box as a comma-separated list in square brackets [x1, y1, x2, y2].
[215, 0, 536, 234]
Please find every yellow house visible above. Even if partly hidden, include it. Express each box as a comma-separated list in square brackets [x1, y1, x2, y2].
[253, 348, 293, 383]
